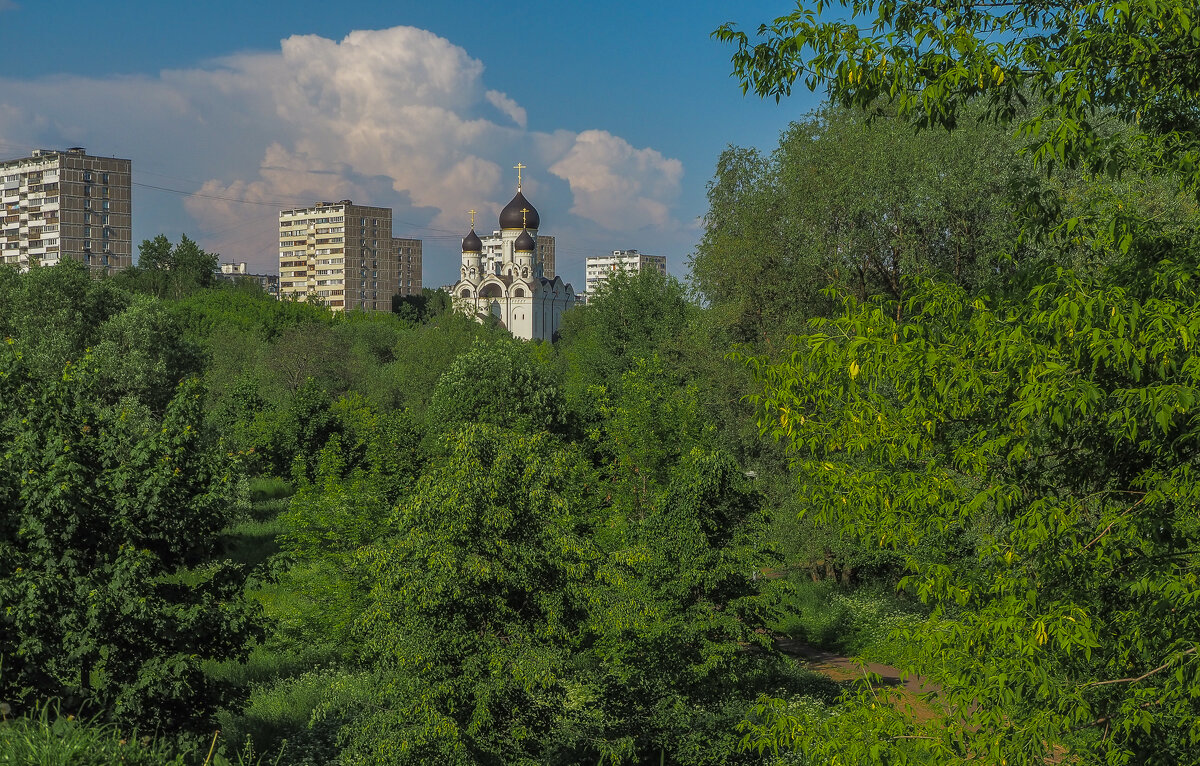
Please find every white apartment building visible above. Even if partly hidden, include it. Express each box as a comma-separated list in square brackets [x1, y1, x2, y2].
[0, 147, 132, 273]
[583, 249, 667, 301]
[479, 231, 555, 279]
[278, 200, 421, 312]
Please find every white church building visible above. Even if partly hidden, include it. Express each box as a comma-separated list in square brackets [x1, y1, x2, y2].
[452, 173, 577, 341]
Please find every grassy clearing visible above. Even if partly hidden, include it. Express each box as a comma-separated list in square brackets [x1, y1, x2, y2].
[220, 505, 289, 573]
[248, 478, 294, 503]
[769, 578, 929, 664]
[205, 482, 366, 764]
[214, 668, 377, 766]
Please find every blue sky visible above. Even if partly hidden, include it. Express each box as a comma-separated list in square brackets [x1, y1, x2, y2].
[0, 0, 822, 287]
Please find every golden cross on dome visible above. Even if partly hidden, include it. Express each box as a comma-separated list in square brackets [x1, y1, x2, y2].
[468, 209, 476, 229]
[513, 162, 526, 190]
[520, 208, 530, 228]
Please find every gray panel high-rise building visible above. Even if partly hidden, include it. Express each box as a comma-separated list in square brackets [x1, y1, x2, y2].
[0, 147, 132, 273]
[278, 200, 423, 312]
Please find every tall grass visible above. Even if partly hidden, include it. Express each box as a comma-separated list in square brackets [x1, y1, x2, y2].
[221, 511, 288, 572]
[248, 478, 294, 503]
[215, 668, 374, 766]
[0, 700, 187, 765]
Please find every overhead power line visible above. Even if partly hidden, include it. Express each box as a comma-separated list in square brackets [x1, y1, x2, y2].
[131, 178, 470, 238]
[131, 181, 306, 208]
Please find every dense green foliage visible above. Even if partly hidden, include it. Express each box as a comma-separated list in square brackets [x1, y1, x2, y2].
[718, 2, 1200, 764]
[3, 7, 1198, 762]
[2, 255, 795, 764]
[0, 262, 259, 735]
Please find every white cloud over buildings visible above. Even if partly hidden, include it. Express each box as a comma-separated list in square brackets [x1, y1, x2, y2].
[550, 130, 684, 230]
[0, 26, 683, 270]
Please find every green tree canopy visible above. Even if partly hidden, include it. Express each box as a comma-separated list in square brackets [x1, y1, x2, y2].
[717, 3, 1200, 763]
[737, 268, 1200, 764]
[693, 104, 1042, 341]
[558, 267, 693, 393]
[0, 345, 261, 731]
[715, 1, 1200, 245]
[117, 234, 220, 299]
[426, 337, 566, 436]
[0, 259, 131, 379]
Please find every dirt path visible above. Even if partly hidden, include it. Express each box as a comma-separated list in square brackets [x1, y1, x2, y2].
[774, 637, 940, 722]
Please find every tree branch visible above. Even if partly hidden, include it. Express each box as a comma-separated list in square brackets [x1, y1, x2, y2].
[1082, 647, 1197, 689]
[1081, 495, 1147, 551]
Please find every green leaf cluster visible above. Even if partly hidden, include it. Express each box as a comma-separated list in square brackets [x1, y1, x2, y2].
[737, 263, 1200, 763]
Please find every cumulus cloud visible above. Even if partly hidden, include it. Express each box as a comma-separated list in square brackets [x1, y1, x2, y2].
[550, 130, 684, 230]
[485, 90, 527, 129]
[0, 26, 683, 273]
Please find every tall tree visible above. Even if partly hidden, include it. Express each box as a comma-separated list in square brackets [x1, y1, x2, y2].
[693, 104, 1039, 340]
[0, 347, 261, 732]
[714, 1, 1200, 244]
[426, 337, 566, 436]
[121, 234, 219, 299]
[736, 272, 1200, 764]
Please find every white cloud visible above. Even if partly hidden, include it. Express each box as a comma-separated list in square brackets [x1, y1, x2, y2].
[0, 26, 683, 274]
[549, 130, 684, 230]
[485, 90, 527, 129]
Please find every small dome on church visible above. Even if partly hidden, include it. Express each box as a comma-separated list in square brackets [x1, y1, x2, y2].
[514, 228, 536, 252]
[462, 228, 482, 253]
[499, 191, 540, 230]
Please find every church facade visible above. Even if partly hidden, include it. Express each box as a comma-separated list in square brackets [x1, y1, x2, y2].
[452, 175, 577, 341]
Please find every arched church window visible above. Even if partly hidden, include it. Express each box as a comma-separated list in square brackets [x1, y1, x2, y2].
[460, 289, 471, 298]
[514, 287, 525, 297]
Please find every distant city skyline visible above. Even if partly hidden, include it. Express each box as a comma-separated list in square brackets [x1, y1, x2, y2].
[0, 1, 822, 288]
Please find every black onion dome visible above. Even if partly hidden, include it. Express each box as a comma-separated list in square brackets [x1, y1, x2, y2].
[499, 191, 540, 230]
[514, 228, 536, 252]
[462, 228, 482, 253]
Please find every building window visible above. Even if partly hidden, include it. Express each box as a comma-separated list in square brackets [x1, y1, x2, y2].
[84, 200, 91, 209]
[101, 173, 109, 184]
[83, 226, 91, 237]
[102, 201, 109, 210]
[84, 212, 91, 223]
[83, 171, 92, 182]
[83, 186, 90, 197]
